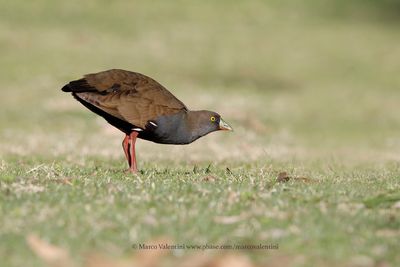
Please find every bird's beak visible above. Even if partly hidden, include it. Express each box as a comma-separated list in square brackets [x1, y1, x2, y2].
[219, 118, 233, 131]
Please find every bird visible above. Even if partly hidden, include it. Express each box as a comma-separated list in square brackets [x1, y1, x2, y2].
[62, 69, 233, 173]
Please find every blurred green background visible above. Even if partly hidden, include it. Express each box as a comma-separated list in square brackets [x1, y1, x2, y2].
[1, 1, 400, 267]
[1, 0, 400, 161]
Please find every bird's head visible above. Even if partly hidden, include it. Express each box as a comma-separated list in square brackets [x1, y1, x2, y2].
[186, 110, 233, 141]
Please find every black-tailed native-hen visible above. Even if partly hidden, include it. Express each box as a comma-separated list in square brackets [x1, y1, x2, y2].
[62, 69, 233, 173]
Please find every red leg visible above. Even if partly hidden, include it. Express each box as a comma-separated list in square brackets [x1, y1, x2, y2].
[128, 132, 139, 173]
[122, 135, 130, 166]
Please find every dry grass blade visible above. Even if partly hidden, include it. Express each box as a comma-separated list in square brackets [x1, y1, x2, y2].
[26, 164, 46, 174]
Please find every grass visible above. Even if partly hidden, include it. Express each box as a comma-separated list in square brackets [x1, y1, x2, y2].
[1, 1, 400, 266]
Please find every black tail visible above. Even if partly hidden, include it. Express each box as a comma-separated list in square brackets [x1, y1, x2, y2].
[61, 84, 72, 92]
[61, 78, 98, 93]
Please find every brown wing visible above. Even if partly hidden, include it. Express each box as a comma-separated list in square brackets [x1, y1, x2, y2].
[63, 69, 188, 128]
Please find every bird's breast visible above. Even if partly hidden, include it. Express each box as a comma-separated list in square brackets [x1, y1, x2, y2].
[137, 112, 192, 145]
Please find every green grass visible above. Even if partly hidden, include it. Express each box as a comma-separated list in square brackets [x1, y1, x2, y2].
[1, 1, 400, 266]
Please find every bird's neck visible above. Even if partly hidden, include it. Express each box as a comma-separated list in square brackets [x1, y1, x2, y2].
[151, 111, 210, 144]
[150, 111, 193, 144]
[184, 111, 210, 142]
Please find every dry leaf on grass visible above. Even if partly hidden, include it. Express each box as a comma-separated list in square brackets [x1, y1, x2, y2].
[276, 172, 313, 183]
[277, 172, 290, 182]
[26, 234, 74, 267]
[202, 175, 217, 182]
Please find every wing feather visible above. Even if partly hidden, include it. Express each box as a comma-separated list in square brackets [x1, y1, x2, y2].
[63, 69, 187, 129]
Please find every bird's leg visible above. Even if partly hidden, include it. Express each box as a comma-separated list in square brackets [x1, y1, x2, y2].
[128, 131, 139, 173]
[122, 134, 131, 167]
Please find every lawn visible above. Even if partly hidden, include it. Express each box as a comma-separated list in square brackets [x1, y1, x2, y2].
[0, 1, 400, 266]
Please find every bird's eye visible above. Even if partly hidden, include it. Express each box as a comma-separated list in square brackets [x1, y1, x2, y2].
[210, 116, 216, 122]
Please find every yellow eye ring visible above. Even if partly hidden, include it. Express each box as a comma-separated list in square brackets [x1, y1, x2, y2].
[210, 116, 216, 122]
